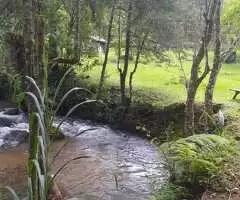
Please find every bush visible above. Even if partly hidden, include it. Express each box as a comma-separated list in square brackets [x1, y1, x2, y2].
[160, 134, 237, 188]
[150, 183, 188, 200]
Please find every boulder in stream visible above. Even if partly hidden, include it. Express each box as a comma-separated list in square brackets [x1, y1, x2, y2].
[3, 108, 20, 115]
[2, 130, 28, 148]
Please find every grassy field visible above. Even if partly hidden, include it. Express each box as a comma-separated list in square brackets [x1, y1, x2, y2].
[79, 51, 240, 108]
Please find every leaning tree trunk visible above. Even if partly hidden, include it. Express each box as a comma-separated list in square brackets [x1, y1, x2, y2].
[120, 0, 132, 106]
[205, 0, 222, 115]
[129, 33, 148, 102]
[97, 0, 116, 99]
[73, 0, 81, 62]
[184, 0, 217, 135]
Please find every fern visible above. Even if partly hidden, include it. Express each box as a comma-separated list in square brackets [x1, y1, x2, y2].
[161, 134, 237, 187]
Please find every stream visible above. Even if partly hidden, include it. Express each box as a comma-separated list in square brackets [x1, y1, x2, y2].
[0, 107, 168, 200]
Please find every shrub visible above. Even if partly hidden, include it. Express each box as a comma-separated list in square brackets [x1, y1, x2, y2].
[0, 69, 25, 109]
[160, 134, 237, 188]
[150, 183, 188, 200]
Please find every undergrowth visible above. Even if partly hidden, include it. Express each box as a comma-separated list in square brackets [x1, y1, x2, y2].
[158, 133, 240, 199]
[150, 183, 189, 200]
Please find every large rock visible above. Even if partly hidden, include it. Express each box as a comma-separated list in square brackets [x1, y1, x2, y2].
[0, 117, 15, 127]
[2, 130, 28, 148]
[3, 108, 20, 115]
[0, 113, 25, 127]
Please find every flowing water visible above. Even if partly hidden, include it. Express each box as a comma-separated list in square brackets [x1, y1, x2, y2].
[0, 107, 168, 200]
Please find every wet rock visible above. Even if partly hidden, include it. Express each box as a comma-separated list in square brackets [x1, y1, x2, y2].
[2, 130, 28, 148]
[3, 108, 20, 115]
[0, 117, 15, 127]
[0, 112, 26, 126]
[0, 101, 15, 111]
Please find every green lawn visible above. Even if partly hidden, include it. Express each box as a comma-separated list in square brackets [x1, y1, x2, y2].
[79, 51, 240, 108]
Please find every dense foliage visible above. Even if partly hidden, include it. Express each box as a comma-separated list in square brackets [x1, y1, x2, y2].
[161, 134, 237, 188]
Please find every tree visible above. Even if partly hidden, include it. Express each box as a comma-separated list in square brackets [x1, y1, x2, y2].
[129, 33, 148, 102]
[23, 0, 35, 79]
[184, 0, 218, 135]
[115, 0, 174, 106]
[96, 0, 116, 99]
[119, 0, 132, 106]
[222, 0, 240, 39]
[33, 0, 45, 87]
[50, 0, 82, 65]
[205, 0, 222, 115]
[23, 0, 45, 198]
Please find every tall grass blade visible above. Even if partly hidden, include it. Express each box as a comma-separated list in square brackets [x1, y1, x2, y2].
[57, 100, 97, 128]
[25, 92, 45, 125]
[26, 76, 45, 109]
[38, 136, 47, 175]
[33, 160, 45, 199]
[27, 178, 33, 200]
[51, 128, 98, 165]
[35, 113, 47, 144]
[53, 66, 76, 106]
[51, 156, 90, 184]
[5, 187, 20, 200]
[54, 87, 93, 118]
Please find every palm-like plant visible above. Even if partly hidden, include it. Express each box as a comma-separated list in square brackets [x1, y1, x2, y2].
[7, 66, 97, 200]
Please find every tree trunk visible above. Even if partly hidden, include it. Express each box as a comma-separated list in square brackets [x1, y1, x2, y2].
[184, 85, 198, 135]
[129, 33, 148, 102]
[48, 2, 58, 61]
[23, 1, 37, 196]
[73, 0, 81, 61]
[205, 0, 222, 115]
[184, 0, 217, 135]
[23, 0, 35, 78]
[33, 0, 44, 88]
[120, 0, 132, 106]
[6, 33, 25, 74]
[97, 1, 116, 99]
